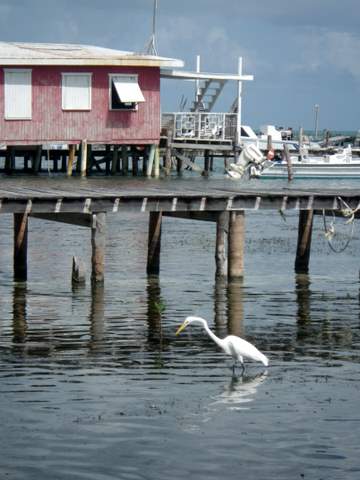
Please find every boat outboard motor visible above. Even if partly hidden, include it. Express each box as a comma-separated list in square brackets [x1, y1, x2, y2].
[227, 144, 264, 178]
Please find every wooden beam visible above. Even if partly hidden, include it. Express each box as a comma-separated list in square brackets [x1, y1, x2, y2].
[228, 210, 245, 279]
[91, 212, 106, 284]
[147, 212, 162, 275]
[31, 213, 92, 227]
[163, 211, 217, 222]
[295, 210, 314, 273]
[14, 213, 28, 281]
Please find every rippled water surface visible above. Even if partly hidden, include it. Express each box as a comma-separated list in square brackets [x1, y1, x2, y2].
[1, 180, 360, 479]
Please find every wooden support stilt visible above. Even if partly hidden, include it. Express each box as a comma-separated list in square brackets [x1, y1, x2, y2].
[142, 149, 148, 175]
[5, 146, 15, 174]
[121, 145, 129, 175]
[295, 210, 314, 274]
[80, 140, 88, 177]
[67, 144, 76, 176]
[14, 213, 28, 281]
[111, 145, 119, 175]
[24, 153, 30, 172]
[86, 143, 92, 174]
[210, 155, 214, 171]
[61, 152, 67, 172]
[228, 211, 245, 279]
[76, 143, 82, 173]
[204, 149, 210, 176]
[146, 144, 156, 177]
[132, 149, 139, 176]
[91, 212, 106, 284]
[284, 144, 293, 181]
[147, 212, 162, 275]
[154, 146, 160, 178]
[33, 145, 42, 173]
[215, 211, 229, 277]
[176, 153, 183, 174]
[165, 130, 172, 175]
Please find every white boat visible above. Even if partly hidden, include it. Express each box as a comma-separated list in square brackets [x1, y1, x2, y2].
[240, 125, 299, 152]
[256, 145, 360, 179]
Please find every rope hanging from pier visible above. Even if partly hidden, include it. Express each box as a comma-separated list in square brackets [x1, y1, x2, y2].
[322, 197, 358, 253]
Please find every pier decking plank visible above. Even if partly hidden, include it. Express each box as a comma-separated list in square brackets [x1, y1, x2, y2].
[0, 177, 359, 214]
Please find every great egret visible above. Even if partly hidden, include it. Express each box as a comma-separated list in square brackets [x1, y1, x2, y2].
[176, 316, 269, 372]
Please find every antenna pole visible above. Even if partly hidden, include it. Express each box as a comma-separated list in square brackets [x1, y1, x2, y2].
[146, 0, 158, 55]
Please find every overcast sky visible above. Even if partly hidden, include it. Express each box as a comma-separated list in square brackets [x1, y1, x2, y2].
[1, 0, 359, 131]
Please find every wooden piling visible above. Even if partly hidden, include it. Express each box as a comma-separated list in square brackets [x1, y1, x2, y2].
[5, 146, 15, 174]
[72, 256, 86, 285]
[33, 145, 42, 173]
[228, 211, 245, 279]
[215, 211, 229, 277]
[154, 146, 160, 178]
[204, 150, 210, 176]
[147, 212, 162, 275]
[91, 212, 106, 284]
[121, 146, 129, 175]
[80, 140, 88, 177]
[165, 130, 172, 175]
[146, 144, 156, 177]
[67, 144, 76, 176]
[132, 149, 139, 176]
[111, 145, 119, 175]
[283, 144, 293, 181]
[295, 210, 314, 274]
[14, 213, 28, 281]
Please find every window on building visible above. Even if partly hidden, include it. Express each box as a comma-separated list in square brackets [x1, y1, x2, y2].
[4, 69, 32, 120]
[62, 73, 92, 110]
[109, 74, 145, 110]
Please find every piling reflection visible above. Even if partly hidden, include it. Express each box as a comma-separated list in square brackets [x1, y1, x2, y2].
[88, 283, 105, 351]
[213, 277, 228, 338]
[227, 279, 244, 337]
[12, 282, 27, 344]
[214, 277, 244, 338]
[146, 275, 165, 350]
[296, 273, 312, 325]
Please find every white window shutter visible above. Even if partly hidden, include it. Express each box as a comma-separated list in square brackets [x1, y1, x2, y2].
[62, 74, 92, 110]
[4, 70, 32, 120]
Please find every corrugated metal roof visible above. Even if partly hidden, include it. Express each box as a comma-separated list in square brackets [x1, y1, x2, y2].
[0, 42, 183, 67]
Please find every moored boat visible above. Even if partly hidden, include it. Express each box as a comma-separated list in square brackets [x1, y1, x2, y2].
[256, 145, 360, 179]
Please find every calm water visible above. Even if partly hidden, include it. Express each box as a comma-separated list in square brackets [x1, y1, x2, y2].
[1, 176, 360, 479]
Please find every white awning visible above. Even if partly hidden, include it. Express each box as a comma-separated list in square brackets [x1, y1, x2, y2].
[112, 77, 145, 103]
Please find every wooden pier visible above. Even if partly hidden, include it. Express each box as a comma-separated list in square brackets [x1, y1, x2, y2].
[1, 177, 359, 284]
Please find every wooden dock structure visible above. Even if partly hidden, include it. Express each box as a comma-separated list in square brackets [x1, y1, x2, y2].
[1, 177, 359, 284]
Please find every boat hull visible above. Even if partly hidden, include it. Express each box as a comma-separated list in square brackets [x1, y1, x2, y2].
[260, 161, 360, 179]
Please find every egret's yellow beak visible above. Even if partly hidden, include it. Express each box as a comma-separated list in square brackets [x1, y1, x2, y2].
[175, 322, 187, 336]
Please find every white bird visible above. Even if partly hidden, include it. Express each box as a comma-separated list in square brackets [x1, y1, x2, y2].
[176, 316, 269, 373]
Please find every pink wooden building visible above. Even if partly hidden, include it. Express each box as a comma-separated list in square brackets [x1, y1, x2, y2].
[0, 42, 183, 146]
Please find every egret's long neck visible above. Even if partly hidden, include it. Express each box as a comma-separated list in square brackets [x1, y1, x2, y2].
[203, 322, 224, 349]
[190, 317, 224, 349]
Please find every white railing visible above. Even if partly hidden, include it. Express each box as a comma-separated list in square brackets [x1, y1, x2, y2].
[162, 113, 237, 141]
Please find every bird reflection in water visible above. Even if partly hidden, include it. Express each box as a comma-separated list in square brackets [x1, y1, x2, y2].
[210, 371, 268, 412]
